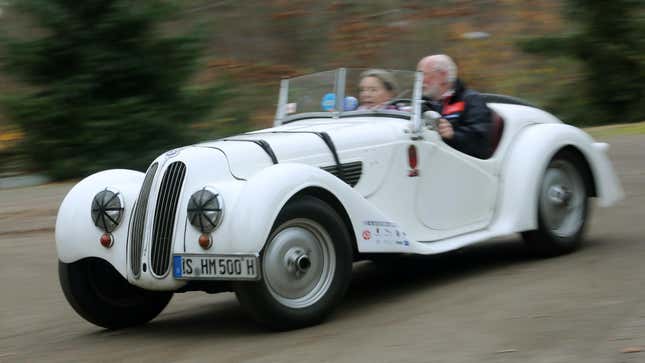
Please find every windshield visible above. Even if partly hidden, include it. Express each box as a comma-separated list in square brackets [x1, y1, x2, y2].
[286, 70, 338, 115]
[275, 68, 422, 124]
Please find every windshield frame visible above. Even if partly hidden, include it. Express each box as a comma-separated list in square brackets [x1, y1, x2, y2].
[274, 68, 424, 132]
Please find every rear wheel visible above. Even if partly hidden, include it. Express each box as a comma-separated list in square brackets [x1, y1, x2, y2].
[522, 151, 589, 256]
[234, 195, 353, 330]
[59, 258, 172, 329]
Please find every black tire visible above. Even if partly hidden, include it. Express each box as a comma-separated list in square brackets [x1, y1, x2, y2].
[522, 150, 590, 257]
[59, 258, 172, 329]
[234, 195, 353, 330]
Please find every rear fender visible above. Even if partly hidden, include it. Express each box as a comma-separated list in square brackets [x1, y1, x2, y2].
[493, 123, 624, 234]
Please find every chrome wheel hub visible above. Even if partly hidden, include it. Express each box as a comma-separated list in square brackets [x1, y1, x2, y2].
[263, 219, 335, 308]
[547, 185, 572, 205]
[284, 247, 311, 276]
[539, 160, 585, 237]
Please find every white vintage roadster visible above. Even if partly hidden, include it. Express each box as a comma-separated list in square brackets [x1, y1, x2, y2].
[56, 69, 623, 330]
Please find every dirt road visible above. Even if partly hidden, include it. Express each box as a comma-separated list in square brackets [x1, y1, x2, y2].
[1, 134, 643, 363]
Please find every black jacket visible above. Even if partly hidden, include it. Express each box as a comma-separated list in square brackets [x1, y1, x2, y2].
[424, 80, 492, 159]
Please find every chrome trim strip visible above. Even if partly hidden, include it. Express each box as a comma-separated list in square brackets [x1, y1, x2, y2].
[129, 162, 158, 278]
[150, 161, 186, 277]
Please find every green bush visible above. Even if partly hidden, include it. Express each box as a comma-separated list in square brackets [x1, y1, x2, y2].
[1, 0, 236, 179]
[518, 0, 645, 125]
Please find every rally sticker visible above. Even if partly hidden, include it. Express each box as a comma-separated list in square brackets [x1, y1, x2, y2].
[362, 221, 409, 247]
[362, 230, 371, 240]
[321, 93, 336, 111]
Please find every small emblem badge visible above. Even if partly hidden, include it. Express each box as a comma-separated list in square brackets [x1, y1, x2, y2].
[165, 149, 180, 158]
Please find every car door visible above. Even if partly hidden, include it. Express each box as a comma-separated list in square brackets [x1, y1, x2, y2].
[414, 130, 499, 241]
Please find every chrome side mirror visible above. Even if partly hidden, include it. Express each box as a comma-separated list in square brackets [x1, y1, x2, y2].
[423, 111, 441, 130]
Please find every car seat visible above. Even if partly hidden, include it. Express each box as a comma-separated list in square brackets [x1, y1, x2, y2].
[490, 111, 504, 155]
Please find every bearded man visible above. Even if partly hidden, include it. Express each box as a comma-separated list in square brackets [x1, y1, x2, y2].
[417, 54, 493, 159]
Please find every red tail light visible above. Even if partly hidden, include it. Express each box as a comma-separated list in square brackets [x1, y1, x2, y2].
[408, 145, 418, 169]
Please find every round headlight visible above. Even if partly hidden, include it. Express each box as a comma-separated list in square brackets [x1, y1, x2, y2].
[187, 188, 224, 234]
[91, 189, 124, 233]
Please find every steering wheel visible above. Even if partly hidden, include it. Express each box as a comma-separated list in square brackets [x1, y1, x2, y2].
[385, 98, 413, 108]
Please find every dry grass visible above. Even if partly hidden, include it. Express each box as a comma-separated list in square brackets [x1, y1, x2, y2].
[585, 121, 645, 138]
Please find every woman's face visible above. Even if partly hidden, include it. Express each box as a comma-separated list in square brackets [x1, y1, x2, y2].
[359, 76, 393, 108]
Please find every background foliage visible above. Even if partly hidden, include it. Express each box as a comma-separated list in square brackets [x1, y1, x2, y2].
[519, 0, 645, 125]
[0, 0, 643, 179]
[0, 0, 242, 179]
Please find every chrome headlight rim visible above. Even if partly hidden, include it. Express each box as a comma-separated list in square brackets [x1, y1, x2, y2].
[187, 187, 224, 234]
[90, 187, 125, 233]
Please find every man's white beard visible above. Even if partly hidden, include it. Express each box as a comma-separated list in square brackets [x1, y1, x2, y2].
[424, 83, 442, 100]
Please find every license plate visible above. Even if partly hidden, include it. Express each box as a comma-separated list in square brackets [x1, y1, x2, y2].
[173, 254, 259, 280]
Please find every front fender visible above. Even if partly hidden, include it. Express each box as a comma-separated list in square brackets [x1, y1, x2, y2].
[227, 163, 399, 254]
[55, 169, 144, 278]
[493, 123, 624, 234]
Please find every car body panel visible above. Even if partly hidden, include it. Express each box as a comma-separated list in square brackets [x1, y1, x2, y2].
[55, 69, 624, 292]
[492, 122, 624, 234]
[56, 169, 144, 277]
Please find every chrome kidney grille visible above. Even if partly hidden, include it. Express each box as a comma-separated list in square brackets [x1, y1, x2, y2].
[129, 162, 158, 277]
[150, 161, 186, 277]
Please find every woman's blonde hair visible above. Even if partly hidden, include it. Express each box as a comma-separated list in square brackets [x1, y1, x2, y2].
[360, 69, 398, 93]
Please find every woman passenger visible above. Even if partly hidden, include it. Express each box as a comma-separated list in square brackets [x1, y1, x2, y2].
[357, 69, 398, 110]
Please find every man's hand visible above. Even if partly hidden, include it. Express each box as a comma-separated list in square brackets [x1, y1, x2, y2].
[437, 118, 454, 140]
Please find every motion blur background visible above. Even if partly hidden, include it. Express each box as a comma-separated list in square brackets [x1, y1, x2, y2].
[0, 0, 643, 180]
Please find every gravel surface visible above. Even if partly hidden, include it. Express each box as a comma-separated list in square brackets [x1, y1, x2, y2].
[0, 134, 643, 363]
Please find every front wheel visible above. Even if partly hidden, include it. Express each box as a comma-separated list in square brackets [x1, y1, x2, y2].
[234, 196, 353, 330]
[59, 258, 172, 329]
[522, 150, 590, 256]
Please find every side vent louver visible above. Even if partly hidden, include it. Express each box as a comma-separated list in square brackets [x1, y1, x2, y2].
[321, 161, 362, 187]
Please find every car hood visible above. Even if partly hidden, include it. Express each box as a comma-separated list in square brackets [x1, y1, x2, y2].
[196, 117, 410, 180]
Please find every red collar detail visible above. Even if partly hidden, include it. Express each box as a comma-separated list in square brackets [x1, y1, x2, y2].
[443, 101, 465, 115]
